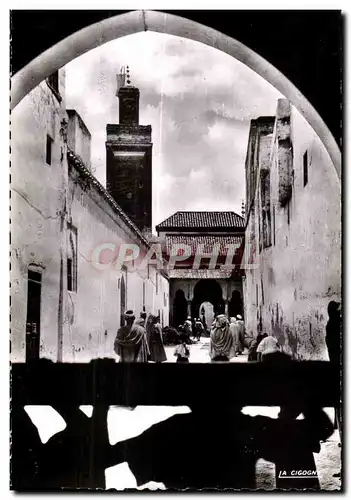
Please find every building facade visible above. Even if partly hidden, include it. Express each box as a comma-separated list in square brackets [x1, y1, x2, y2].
[11, 68, 168, 363]
[243, 99, 341, 360]
[156, 211, 245, 330]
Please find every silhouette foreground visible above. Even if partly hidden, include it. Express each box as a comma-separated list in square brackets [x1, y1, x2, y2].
[11, 359, 334, 491]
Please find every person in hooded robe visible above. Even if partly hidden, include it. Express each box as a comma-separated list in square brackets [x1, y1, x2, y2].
[229, 317, 238, 358]
[209, 314, 234, 362]
[183, 317, 193, 338]
[114, 310, 149, 363]
[325, 300, 342, 454]
[326, 301, 341, 364]
[146, 314, 167, 363]
[134, 311, 147, 327]
[194, 318, 204, 341]
[247, 333, 268, 362]
[236, 315, 245, 354]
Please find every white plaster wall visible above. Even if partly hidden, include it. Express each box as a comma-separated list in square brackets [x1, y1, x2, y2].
[244, 103, 341, 360]
[65, 180, 169, 362]
[67, 112, 91, 169]
[11, 72, 66, 362]
[11, 71, 170, 363]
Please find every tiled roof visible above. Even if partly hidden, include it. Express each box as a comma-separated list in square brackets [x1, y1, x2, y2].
[165, 234, 244, 257]
[156, 211, 245, 230]
[168, 269, 234, 279]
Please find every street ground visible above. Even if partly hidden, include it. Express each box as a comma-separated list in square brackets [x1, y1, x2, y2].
[164, 335, 248, 363]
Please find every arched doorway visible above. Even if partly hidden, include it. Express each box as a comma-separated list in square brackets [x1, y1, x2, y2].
[173, 289, 187, 327]
[11, 11, 340, 178]
[229, 290, 243, 319]
[191, 279, 224, 323]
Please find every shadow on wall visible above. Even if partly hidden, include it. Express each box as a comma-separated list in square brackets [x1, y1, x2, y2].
[269, 303, 329, 360]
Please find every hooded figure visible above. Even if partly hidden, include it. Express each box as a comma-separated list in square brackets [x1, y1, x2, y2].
[194, 318, 204, 341]
[325, 300, 341, 443]
[236, 315, 245, 354]
[114, 310, 149, 362]
[135, 311, 147, 327]
[183, 317, 193, 337]
[326, 301, 341, 364]
[229, 317, 238, 357]
[146, 314, 167, 363]
[209, 314, 233, 362]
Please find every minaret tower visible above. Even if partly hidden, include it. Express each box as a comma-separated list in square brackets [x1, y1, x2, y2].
[106, 66, 152, 235]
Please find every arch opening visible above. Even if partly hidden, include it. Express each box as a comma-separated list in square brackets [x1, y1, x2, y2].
[11, 10, 340, 177]
[191, 279, 224, 323]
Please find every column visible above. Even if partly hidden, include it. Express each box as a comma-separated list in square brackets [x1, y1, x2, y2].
[225, 300, 229, 318]
[187, 301, 192, 318]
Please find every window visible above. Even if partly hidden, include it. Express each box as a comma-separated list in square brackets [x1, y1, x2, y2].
[67, 224, 77, 292]
[47, 71, 59, 94]
[303, 150, 308, 187]
[46, 135, 53, 165]
[67, 258, 73, 291]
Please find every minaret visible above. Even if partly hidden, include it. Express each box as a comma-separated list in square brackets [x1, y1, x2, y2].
[116, 66, 140, 125]
[106, 67, 152, 235]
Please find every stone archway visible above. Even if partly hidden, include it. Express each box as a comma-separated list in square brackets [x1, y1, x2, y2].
[191, 279, 224, 322]
[11, 11, 340, 178]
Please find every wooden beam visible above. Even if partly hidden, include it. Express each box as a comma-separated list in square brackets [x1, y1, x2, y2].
[11, 360, 340, 407]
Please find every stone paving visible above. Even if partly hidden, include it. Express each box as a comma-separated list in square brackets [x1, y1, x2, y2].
[164, 336, 248, 363]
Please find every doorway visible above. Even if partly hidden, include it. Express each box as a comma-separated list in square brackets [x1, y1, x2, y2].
[120, 273, 126, 327]
[191, 279, 224, 320]
[173, 289, 187, 327]
[25, 270, 42, 361]
[229, 290, 243, 318]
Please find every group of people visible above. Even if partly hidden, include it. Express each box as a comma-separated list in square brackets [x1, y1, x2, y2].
[174, 313, 247, 363]
[114, 310, 167, 363]
[209, 314, 245, 362]
[181, 316, 204, 342]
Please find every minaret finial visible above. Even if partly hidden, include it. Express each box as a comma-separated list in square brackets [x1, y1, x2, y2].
[126, 66, 131, 86]
[116, 66, 126, 94]
[241, 199, 245, 219]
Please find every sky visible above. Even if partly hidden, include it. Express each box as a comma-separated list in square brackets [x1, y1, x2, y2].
[65, 31, 283, 231]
